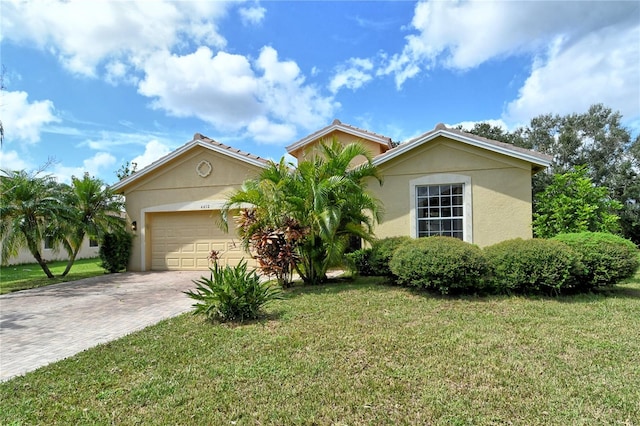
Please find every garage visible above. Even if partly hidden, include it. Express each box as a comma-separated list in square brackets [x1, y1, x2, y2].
[149, 211, 249, 270]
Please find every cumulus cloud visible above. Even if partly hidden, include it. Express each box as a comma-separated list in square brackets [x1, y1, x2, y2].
[329, 58, 374, 94]
[131, 140, 172, 170]
[0, 150, 33, 172]
[0, 91, 60, 143]
[239, 5, 266, 26]
[1, 0, 230, 77]
[51, 152, 117, 184]
[139, 46, 337, 144]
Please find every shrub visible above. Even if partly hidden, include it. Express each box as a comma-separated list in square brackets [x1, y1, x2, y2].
[184, 260, 283, 322]
[389, 237, 488, 294]
[369, 236, 412, 276]
[345, 248, 373, 276]
[99, 232, 133, 273]
[484, 238, 582, 295]
[552, 232, 639, 289]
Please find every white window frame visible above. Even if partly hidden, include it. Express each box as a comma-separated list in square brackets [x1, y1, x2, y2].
[409, 174, 473, 243]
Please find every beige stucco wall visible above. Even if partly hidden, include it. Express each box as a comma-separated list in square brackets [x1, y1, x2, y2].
[4, 239, 99, 266]
[118, 145, 264, 271]
[289, 130, 388, 166]
[369, 137, 534, 247]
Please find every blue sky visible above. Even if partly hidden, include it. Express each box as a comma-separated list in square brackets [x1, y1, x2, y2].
[1, 0, 638, 185]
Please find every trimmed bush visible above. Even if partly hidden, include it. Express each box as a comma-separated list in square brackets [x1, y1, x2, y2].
[389, 237, 488, 294]
[99, 232, 133, 273]
[552, 232, 639, 289]
[484, 238, 582, 295]
[184, 260, 282, 322]
[345, 248, 374, 276]
[369, 236, 412, 276]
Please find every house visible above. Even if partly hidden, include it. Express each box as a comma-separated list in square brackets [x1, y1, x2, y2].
[4, 238, 100, 266]
[111, 120, 551, 271]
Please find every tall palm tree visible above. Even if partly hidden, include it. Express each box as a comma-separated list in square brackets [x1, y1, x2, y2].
[0, 170, 71, 278]
[59, 173, 125, 276]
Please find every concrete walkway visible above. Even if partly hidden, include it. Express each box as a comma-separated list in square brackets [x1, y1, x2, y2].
[0, 271, 205, 382]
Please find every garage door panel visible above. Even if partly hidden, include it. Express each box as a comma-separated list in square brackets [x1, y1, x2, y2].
[150, 211, 254, 271]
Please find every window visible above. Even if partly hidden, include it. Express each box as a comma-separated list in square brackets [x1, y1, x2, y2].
[416, 184, 464, 240]
[409, 174, 472, 242]
[89, 239, 99, 247]
[44, 237, 53, 250]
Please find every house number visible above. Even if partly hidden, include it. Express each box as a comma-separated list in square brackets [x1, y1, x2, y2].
[201, 204, 211, 209]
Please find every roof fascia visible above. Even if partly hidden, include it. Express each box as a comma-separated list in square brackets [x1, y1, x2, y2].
[373, 129, 551, 168]
[286, 123, 390, 153]
[111, 139, 266, 191]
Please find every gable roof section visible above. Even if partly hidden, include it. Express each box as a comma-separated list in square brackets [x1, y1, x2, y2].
[111, 133, 268, 192]
[286, 119, 393, 154]
[373, 123, 552, 171]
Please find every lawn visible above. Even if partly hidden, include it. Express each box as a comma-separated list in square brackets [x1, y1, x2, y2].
[1, 276, 639, 425]
[0, 258, 105, 294]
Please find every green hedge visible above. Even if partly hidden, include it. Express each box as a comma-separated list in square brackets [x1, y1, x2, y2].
[484, 238, 582, 295]
[369, 236, 412, 276]
[552, 232, 639, 289]
[389, 237, 488, 294]
[99, 232, 133, 273]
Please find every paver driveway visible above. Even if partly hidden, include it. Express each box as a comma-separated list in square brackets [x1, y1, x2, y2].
[0, 271, 205, 382]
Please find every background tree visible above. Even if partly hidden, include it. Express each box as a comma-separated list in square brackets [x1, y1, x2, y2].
[0, 170, 71, 278]
[464, 104, 639, 243]
[115, 161, 138, 180]
[532, 166, 622, 238]
[59, 173, 126, 276]
[224, 139, 383, 285]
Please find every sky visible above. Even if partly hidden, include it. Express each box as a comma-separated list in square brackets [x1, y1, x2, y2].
[1, 0, 639, 185]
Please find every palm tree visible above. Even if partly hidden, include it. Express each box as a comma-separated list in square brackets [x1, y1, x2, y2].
[59, 173, 125, 276]
[224, 139, 383, 285]
[0, 170, 71, 278]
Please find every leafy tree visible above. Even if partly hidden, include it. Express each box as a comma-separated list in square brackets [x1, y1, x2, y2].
[115, 161, 137, 180]
[0, 170, 72, 277]
[59, 173, 126, 276]
[466, 104, 640, 243]
[224, 139, 383, 285]
[532, 166, 622, 238]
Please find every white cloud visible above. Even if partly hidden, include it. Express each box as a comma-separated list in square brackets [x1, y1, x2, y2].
[382, 0, 639, 89]
[0, 150, 33, 172]
[453, 119, 510, 132]
[504, 26, 640, 126]
[131, 140, 172, 170]
[239, 5, 266, 26]
[138, 46, 337, 144]
[1, 0, 230, 77]
[329, 58, 374, 94]
[51, 152, 117, 184]
[0, 90, 60, 143]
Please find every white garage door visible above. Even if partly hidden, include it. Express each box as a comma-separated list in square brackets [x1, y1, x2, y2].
[150, 211, 249, 270]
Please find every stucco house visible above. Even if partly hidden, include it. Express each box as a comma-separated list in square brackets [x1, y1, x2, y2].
[111, 120, 551, 272]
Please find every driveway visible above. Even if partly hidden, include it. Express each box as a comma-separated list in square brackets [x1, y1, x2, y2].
[0, 270, 205, 382]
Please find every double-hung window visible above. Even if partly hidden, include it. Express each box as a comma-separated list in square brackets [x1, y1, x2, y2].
[416, 184, 464, 240]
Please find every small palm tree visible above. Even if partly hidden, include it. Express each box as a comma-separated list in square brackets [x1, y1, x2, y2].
[0, 170, 71, 278]
[59, 173, 125, 276]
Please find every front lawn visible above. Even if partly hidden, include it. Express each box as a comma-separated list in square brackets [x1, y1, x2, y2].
[1, 275, 639, 425]
[0, 258, 105, 294]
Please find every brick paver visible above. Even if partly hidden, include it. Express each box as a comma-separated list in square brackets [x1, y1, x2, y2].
[0, 271, 204, 382]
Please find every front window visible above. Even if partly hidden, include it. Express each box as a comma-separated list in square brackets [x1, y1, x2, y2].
[416, 184, 464, 240]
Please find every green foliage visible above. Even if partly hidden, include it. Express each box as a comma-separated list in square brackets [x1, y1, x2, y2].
[345, 248, 373, 276]
[99, 232, 133, 273]
[224, 138, 383, 285]
[552, 232, 639, 289]
[369, 236, 412, 276]
[389, 237, 488, 294]
[184, 260, 282, 322]
[484, 239, 582, 295]
[533, 166, 622, 238]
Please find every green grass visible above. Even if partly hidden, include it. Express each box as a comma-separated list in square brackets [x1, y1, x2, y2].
[1, 275, 639, 425]
[0, 258, 105, 294]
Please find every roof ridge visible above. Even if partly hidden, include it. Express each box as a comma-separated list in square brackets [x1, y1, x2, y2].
[195, 133, 269, 164]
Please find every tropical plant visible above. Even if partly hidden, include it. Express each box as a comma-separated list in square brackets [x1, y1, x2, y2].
[0, 170, 72, 278]
[59, 173, 125, 276]
[532, 166, 622, 238]
[223, 139, 383, 285]
[184, 259, 282, 322]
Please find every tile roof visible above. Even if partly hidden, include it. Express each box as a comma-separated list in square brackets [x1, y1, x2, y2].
[193, 133, 269, 165]
[286, 119, 393, 153]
